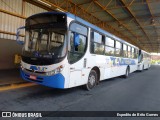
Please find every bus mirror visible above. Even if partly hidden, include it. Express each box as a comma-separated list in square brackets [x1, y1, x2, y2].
[16, 26, 25, 45]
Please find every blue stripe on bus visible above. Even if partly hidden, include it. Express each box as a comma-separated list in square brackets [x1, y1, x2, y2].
[20, 69, 65, 89]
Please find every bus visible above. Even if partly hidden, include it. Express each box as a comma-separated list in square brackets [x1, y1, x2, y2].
[138, 50, 151, 71]
[16, 11, 148, 90]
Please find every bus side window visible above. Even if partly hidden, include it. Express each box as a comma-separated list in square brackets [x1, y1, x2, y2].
[115, 41, 121, 57]
[128, 46, 131, 58]
[91, 31, 104, 55]
[132, 48, 135, 58]
[105, 37, 115, 56]
[135, 49, 138, 58]
[123, 44, 127, 57]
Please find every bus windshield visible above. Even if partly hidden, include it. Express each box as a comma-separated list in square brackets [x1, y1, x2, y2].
[23, 28, 66, 59]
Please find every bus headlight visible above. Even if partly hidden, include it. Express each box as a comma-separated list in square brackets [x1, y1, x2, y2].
[21, 65, 24, 70]
[46, 65, 64, 76]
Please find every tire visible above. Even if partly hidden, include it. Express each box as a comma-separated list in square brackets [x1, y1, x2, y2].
[85, 70, 97, 91]
[124, 67, 129, 78]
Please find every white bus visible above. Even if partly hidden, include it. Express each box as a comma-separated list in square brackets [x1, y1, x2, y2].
[138, 50, 151, 71]
[16, 12, 146, 90]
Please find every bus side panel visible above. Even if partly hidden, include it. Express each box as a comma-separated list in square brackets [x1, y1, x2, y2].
[95, 55, 106, 81]
[130, 59, 138, 73]
[106, 57, 138, 78]
[85, 54, 106, 81]
[103, 56, 112, 79]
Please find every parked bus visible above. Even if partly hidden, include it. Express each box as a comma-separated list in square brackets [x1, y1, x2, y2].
[16, 12, 149, 90]
[138, 50, 151, 71]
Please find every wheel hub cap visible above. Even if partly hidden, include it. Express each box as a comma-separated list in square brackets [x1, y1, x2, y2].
[89, 75, 95, 86]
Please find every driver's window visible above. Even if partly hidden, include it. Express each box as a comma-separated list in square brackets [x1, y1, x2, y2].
[69, 22, 88, 64]
[70, 32, 74, 52]
[69, 32, 87, 64]
[70, 32, 86, 52]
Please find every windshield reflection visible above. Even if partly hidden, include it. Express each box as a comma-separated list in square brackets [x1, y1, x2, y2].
[23, 29, 66, 58]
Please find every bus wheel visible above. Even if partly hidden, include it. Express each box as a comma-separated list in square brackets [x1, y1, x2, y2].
[85, 70, 97, 90]
[124, 67, 129, 78]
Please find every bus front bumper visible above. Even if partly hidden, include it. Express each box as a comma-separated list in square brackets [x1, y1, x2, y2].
[20, 68, 65, 89]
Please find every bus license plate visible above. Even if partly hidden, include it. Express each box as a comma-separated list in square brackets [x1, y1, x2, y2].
[29, 75, 37, 80]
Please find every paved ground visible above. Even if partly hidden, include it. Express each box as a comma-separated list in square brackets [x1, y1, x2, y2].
[0, 69, 25, 86]
[0, 65, 160, 120]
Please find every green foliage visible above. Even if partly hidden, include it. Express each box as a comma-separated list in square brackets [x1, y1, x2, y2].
[151, 60, 160, 64]
[94, 43, 104, 55]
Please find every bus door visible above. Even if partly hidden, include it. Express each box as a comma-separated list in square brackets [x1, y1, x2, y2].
[68, 32, 87, 87]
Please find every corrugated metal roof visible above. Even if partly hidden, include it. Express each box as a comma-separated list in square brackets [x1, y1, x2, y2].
[1, 0, 160, 52]
[47, 0, 160, 52]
